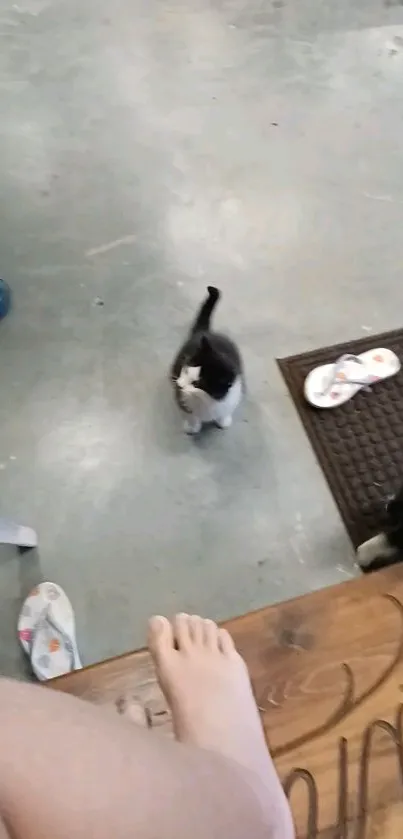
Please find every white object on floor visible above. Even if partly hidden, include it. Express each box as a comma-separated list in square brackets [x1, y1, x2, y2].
[356, 533, 396, 568]
[0, 519, 37, 547]
[18, 582, 82, 681]
[304, 348, 401, 409]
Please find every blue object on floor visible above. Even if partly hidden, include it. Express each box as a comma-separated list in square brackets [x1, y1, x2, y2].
[0, 279, 11, 320]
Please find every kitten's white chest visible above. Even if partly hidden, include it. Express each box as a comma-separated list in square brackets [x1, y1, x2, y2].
[211, 376, 243, 422]
[186, 376, 242, 425]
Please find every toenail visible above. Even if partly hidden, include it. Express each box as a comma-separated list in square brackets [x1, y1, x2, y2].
[149, 615, 166, 634]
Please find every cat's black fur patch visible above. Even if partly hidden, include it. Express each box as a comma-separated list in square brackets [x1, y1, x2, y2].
[384, 484, 403, 551]
[171, 286, 243, 410]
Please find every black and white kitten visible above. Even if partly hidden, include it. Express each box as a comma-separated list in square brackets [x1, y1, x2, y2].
[356, 484, 403, 569]
[171, 286, 243, 434]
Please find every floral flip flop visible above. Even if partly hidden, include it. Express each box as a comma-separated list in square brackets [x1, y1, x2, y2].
[304, 348, 401, 409]
[18, 582, 82, 681]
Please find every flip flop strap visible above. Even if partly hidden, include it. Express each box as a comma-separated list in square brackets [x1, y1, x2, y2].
[29, 605, 76, 670]
[321, 354, 372, 396]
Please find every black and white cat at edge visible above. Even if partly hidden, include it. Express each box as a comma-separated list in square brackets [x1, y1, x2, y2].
[172, 285, 403, 570]
[356, 485, 403, 570]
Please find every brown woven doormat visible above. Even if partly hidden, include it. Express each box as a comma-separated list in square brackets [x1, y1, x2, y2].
[277, 329, 403, 549]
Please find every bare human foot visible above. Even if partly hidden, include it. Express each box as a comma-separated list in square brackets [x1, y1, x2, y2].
[148, 613, 294, 838]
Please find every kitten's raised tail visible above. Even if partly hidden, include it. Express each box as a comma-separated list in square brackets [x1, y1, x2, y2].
[190, 286, 220, 335]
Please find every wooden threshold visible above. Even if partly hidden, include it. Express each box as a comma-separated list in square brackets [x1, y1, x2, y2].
[50, 565, 403, 838]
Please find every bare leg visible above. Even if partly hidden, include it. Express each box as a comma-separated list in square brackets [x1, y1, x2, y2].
[0, 617, 294, 839]
[0, 818, 9, 839]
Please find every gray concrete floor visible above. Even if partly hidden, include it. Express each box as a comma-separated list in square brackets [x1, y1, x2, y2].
[1, 0, 403, 678]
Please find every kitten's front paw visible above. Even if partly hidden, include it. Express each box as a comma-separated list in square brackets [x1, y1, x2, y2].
[184, 418, 202, 435]
[216, 415, 232, 429]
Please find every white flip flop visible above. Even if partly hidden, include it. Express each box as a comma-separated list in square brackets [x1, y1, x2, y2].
[18, 582, 82, 681]
[304, 348, 401, 409]
[0, 520, 37, 548]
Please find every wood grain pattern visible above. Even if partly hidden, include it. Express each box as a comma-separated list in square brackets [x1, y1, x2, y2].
[50, 566, 403, 838]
